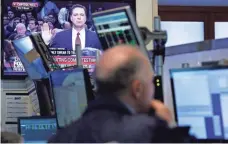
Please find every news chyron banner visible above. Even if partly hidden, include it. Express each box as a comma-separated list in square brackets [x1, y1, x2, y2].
[3, 40, 26, 75]
[4, 56, 26, 72]
[49, 47, 102, 75]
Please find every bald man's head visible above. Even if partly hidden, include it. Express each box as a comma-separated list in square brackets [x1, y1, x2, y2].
[96, 45, 149, 79]
[95, 45, 154, 113]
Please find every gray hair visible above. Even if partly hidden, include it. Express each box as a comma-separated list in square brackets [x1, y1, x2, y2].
[95, 56, 143, 96]
[16, 23, 26, 29]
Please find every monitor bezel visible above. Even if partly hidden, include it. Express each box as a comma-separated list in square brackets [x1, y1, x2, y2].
[17, 116, 57, 135]
[170, 65, 228, 142]
[1, 0, 136, 80]
[48, 68, 94, 129]
[92, 6, 149, 58]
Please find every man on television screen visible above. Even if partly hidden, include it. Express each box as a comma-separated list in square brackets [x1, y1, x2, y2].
[50, 4, 102, 50]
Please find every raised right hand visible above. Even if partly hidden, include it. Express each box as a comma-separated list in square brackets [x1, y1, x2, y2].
[41, 23, 52, 45]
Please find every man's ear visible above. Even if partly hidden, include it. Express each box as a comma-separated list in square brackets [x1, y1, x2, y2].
[131, 80, 143, 100]
[84, 16, 87, 23]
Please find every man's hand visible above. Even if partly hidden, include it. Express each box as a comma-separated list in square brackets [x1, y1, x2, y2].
[151, 100, 173, 125]
[41, 23, 52, 45]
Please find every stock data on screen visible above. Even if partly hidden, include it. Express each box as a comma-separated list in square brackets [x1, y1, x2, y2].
[93, 11, 138, 49]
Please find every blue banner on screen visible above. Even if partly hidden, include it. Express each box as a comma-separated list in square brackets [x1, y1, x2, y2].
[19, 118, 57, 143]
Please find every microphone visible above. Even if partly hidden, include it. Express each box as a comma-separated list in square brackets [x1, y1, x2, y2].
[95, 49, 101, 62]
[154, 16, 161, 31]
[75, 44, 82, 67]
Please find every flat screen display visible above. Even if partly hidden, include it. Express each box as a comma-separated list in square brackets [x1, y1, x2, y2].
[49, 69, 88, 128]
[18, 117, 57, 143]
[2, 0, 135, 78]
[92, 9, 138, 50]
[170, 67, 228, 140]
[12, 36, 48, 80]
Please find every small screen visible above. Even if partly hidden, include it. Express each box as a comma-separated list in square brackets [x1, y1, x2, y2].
[93, 10, 138, 50]
[171, 68, 228, 140]
[19, 118, 57, 143]
[50, 69, 88, 128]
[12, 36, 48, 80]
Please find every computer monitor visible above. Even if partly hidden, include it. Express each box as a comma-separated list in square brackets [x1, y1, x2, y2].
[170, 66, 228, 142]
[12, 36, 48, 80]
[49, 68, 94, 128]
[18, 116, 57, 143]
[92, 6, 148, 57]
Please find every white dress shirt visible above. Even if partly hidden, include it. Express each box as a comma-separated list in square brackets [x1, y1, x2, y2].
[72, 28, 86, 51]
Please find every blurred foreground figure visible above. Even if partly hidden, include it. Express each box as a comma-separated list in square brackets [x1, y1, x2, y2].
[49, 45, 195, 143]
[1, 132, 23, 143]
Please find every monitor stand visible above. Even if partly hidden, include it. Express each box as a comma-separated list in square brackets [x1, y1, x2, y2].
[34, 78, 54, 116]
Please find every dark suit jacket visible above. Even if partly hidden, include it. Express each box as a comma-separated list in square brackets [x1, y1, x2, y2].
[50, 29, 102, 50]
[48, 96, 195, 143]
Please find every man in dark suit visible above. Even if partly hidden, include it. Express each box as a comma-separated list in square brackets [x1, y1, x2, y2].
[49, 45, 195, 143]
[50, 4, 102, 50]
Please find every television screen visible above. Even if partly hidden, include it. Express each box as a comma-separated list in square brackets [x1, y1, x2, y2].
[2, 0, 135, 78]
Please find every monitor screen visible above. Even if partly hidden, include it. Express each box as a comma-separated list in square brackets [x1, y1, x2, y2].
[92, 8, 138, 50]
[12, 36, 48, 80]
[49, 68, 90, 128]
[170, 67, 228, 140]
[2, 0, 135, 78]
[18, 117, 57, 143]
